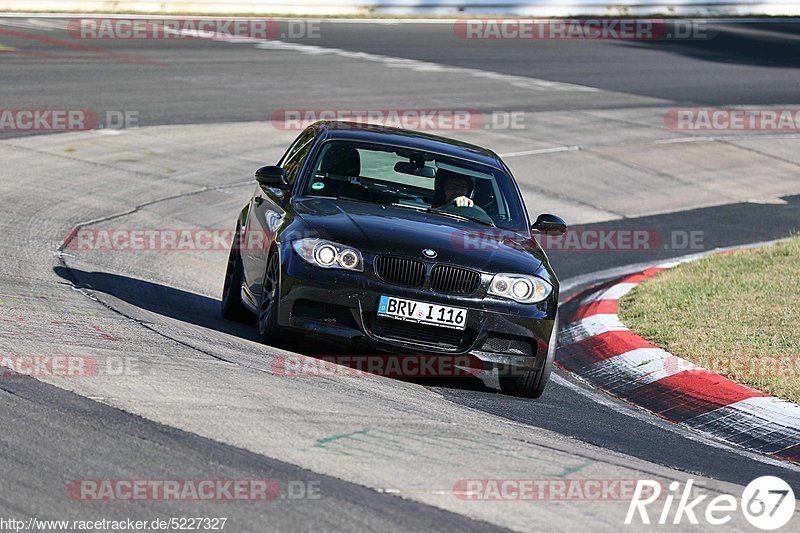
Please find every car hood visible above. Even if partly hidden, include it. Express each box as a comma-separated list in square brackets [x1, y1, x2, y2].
[292, 197, 544, 274]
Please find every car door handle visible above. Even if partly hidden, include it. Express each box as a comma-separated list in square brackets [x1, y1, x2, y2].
[254, 196, 263, 206]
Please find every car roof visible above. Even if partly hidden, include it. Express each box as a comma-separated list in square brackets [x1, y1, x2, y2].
[311, 121, 506, 170]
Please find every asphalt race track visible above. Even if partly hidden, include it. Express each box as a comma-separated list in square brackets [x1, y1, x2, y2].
[1, 16, 799, 531]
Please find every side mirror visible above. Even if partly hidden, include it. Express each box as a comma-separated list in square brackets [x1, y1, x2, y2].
[532, 213, 567, 235]
[255, 165, 289, 189]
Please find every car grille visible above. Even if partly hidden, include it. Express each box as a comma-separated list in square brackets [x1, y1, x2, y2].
[430, 265, 481, 295]
[374, 256, 425, 288]
[369, 316, 462, 351]
[480, 335, 534, 357]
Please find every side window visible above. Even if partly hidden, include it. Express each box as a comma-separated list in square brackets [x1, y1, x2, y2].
[284, 135, 315, 186]
[279, 127, 316, 185]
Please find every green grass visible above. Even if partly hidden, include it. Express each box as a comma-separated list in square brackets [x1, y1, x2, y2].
[618, 237, 800, 403]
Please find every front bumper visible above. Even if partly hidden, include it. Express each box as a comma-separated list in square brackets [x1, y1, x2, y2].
[278, 245, 557, 371]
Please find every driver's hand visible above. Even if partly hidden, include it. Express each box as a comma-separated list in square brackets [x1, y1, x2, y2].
[453, 196, 474, 207]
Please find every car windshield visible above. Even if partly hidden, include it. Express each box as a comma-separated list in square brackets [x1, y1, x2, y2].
[301, 140, 528, 231]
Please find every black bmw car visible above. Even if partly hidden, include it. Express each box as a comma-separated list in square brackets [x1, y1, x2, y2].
[221, 121, 566, 398]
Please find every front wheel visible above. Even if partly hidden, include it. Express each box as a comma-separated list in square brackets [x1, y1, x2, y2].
[257, 251, 281, 344]
[499, 316, 558, 399]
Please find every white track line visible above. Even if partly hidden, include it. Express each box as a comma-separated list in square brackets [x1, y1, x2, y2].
[52, 16, 601, 94]
[250, 39, 598, 92]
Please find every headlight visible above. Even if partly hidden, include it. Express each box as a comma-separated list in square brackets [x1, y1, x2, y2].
[292, 239, 363, 271]
[488, 273, 551, 303]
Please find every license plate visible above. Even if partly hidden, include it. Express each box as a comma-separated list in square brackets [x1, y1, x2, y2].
[377, 295, 467, 330]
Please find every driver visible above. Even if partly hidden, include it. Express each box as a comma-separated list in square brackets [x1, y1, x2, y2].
[434, 169, 475, 208]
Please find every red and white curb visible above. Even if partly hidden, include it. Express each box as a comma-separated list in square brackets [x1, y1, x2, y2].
[558, 260, 800, 465]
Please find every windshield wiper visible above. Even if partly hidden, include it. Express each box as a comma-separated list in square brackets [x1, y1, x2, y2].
[391, 203, 495, 227]
[336, 195, 372, 204]
[432, 208, 496, 227]
[391, 202, 427, 211]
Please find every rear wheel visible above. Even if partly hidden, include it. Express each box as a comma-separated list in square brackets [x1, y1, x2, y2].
[257, 251, 281, 344]
[499, 316, 558, 399]
[221, 225, 252, 322]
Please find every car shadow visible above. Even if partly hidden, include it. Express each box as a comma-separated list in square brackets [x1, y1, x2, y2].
[547, 194, 800, 282]
[53, 266, 261, 342]
[53, 265, 497, 393]
[623, 22, 800, 69]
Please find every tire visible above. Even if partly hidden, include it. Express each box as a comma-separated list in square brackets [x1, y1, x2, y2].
[499, 315, 558, 399]
[257, 251, 281, 345]
[221, 225, 253, 322]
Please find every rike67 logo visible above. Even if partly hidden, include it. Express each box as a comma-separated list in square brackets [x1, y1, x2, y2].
[626, 477, 796, 529]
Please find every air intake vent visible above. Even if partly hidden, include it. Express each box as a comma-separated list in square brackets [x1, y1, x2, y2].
[480, 336, 534, 357]
[431, 265, 481, 295]
[374, 256, 425, 288]
[369, 317, 462, 351]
